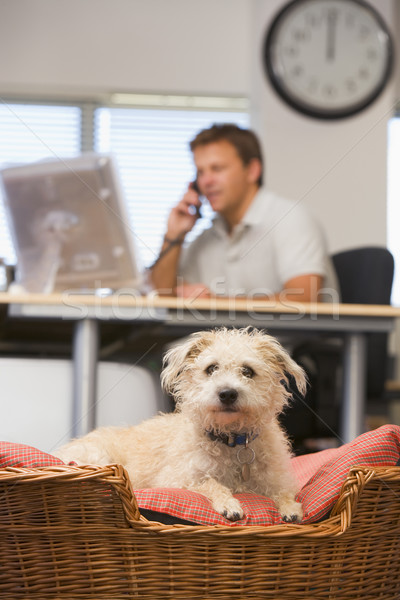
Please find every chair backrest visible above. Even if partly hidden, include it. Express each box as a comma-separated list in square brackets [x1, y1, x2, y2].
[332, 246, 394, 305]
[332, 246, 394, 399]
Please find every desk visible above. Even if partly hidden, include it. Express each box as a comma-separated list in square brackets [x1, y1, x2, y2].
[1, 292, 399, 444]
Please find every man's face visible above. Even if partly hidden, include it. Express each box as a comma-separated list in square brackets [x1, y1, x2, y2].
[193, 140, 257, 218]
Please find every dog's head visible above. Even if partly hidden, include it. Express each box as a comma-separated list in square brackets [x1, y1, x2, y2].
[161, 327, 306, 433]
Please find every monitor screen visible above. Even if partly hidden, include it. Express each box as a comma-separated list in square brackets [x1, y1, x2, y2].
[1, 154, 142, 293]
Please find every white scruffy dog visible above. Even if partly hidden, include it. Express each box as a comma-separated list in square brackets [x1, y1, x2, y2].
[55, 327, 306, 522]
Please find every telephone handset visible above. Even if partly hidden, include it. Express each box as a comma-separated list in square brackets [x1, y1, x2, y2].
[190, 179, 203, 219]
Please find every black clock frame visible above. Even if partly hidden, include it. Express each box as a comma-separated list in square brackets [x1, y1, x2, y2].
[263, 0, 394, 120]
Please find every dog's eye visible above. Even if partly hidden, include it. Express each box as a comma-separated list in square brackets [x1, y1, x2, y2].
[205, 364, 219, 376]
[241, 365, 255, 379]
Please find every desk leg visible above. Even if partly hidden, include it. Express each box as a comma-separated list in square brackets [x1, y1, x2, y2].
[71, 318, 99, 438]
[340, 332, 367, 444]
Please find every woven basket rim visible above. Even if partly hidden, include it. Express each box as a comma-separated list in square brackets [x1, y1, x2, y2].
[1, 463, 399, 539]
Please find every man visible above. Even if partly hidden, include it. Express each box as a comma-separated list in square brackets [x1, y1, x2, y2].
[151, 124, 336, 302]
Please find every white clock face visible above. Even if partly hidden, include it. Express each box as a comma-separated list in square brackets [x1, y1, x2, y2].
[264, 0, 393, 118]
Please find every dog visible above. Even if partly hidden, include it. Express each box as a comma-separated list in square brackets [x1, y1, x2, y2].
[55, 327, 306, 522]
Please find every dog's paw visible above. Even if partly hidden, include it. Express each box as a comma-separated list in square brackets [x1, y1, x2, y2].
[279, 500, 303, 524]
[222, 509, 242, 522]
[214, 497, 244, 522]
[282, 513, 301, 523]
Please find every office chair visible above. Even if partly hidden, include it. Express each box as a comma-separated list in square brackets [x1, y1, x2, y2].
[285, 246, 394, 452]
[332, 246, 394, 399]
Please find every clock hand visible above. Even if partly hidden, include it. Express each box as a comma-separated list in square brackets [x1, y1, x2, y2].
[326, 9, 338, 62]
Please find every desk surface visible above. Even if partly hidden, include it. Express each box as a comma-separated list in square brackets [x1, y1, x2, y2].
[1, 291, 400, 318]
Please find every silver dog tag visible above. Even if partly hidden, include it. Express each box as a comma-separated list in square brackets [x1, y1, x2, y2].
[237, 444, 255, 482]
[241, 463, 251, 482]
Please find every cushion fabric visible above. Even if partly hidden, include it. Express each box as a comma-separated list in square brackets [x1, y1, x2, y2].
[0, 441, 65, 468]
[1, 425, 399, 526]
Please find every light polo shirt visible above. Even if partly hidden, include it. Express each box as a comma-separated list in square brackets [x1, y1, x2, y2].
[179, 188, 338, 300]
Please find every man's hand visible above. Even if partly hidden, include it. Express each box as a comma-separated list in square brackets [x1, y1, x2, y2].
[175, 282, 212, 299]
[166, 184, 202, 240]
[151, 183, 202, 293]
[279, 274, 323, 302]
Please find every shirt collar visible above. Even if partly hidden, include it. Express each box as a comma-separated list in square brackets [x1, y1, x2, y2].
[212, 188, 266, 236]
[240, 188, 267, 226]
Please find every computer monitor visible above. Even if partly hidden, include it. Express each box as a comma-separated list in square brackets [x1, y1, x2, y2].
[0, 154, 142, 293]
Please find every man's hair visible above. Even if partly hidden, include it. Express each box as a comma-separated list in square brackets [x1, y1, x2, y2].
[189, 123, 264, 186]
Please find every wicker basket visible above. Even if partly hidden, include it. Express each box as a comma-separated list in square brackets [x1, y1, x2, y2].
[0, 464, 400, 599]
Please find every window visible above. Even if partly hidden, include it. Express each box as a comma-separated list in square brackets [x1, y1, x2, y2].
[387, 116, 400, 304]
[0, 96, 249, 277]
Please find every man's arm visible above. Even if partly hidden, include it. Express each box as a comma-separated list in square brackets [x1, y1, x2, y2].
[270, 202, 328, 303]
[174, 275, 322, 301]
[247, 275, 323, 303]
[150, 185, 202, 294]
[278, 274, 323, 302]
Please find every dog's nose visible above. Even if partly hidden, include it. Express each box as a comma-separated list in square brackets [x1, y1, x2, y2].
[218, 388, 238, 405]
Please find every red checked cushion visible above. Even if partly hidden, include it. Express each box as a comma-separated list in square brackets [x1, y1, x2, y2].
[134, 425, 400, 526]
[0, 441, 65, 468]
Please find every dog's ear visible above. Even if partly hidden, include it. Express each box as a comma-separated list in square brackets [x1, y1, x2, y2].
[254, 332, 307, 398]
[161, 331, 214, 396]
[274, 346, 307, 399]
[281, 370, 307, 405]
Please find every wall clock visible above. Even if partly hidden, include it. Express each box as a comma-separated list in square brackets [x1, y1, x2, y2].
[263, 0, 394, 119]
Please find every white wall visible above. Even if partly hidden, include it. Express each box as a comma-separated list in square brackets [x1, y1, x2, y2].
[0, 0, 250, 96]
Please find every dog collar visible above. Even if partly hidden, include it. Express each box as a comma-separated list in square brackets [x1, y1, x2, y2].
[206, 430, 258, 447]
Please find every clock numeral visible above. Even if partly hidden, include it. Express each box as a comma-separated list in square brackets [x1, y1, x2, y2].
[284, 45, 299, 57]
[358, 67, 370, 80]
[345, 79, 357, 94]
[291, 65, 304, 78]
[359, 25, 371, 40]
[305, 12, 320, 28]
[327, 8, 338, 21]
[322, 84, 337, 98]
[307, 79, 318, 94]
[292, 28, 310, 42]
[367, 47, 378, 61]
